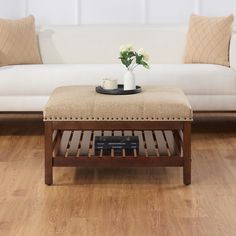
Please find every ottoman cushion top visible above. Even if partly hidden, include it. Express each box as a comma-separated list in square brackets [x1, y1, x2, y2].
[43, 86, 193, 121]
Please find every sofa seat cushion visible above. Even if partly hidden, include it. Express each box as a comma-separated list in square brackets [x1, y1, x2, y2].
[0, 64, 235, 96]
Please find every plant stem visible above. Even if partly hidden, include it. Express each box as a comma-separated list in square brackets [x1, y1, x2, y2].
[128, 58, 136, 71]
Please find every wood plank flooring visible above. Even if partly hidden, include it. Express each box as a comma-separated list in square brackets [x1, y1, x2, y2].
[1, 118, 236, 235]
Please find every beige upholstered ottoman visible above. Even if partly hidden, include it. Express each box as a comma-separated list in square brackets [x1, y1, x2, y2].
[44, 86, 193, 185]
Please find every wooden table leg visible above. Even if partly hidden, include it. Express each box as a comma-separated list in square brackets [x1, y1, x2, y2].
[45, 122, 53, 185]
[183, 122, 191, 185]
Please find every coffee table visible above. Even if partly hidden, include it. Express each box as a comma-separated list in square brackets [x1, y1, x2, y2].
[44, 86, 193, 185]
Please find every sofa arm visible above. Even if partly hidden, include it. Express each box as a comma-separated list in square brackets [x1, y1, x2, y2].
[230, 33, 236, 71]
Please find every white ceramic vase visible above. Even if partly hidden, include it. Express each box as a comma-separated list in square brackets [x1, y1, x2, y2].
[123, 70, 136, 91]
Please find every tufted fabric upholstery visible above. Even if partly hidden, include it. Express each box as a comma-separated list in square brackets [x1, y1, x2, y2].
[43, 86, 193, 121]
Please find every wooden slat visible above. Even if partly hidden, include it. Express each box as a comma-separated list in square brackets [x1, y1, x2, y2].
[113, 131, 122, 136]
[65, 131, 74, 157]
[152, 131, 160, 157]
[92, 131, 102, 156]
[103, 131, 112, 136]
[123, 131, 132, 136]
[180, 130, 183, 140]
[52, 130, 57, 141]
[162, 131, 171, 157]
[59, 131, 72, 156]
[134, 131, 146, 156]
[79, 131, 92, 156]
[154, 131, 168, 156]
[144, 131, 156, 157]
[67, 131, 81, 156]
[52, 130, 60, 148]
[164, 130, 176, 156]
[89, 131, 94, 157]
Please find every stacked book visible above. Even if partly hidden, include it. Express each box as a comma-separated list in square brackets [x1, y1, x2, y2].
[95, 136, 139, 156]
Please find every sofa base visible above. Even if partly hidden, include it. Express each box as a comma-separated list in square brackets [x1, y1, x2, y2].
[1, 95, 236, 112]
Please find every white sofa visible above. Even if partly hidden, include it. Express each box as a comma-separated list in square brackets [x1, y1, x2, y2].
[1, 25, 236, 111]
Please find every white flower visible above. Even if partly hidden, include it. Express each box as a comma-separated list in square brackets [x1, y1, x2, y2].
[126, 43, 133, 51]
[119, 45, 126, 52]
[138, 48, 150, 61]
[120, 43, 133, 52]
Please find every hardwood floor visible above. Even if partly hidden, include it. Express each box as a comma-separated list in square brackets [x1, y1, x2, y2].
[1, 118, 236, 236]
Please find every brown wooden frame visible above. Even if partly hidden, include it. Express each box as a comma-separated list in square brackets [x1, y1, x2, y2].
[45, 121, 191, 185]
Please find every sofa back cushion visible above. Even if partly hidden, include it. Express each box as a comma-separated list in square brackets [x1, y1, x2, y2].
[37, 26, 188, 64]
[0, 15, 42, 66]
[184, 14, 233, 67]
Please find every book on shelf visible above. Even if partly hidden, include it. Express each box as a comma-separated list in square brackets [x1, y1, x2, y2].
[94, 136, 139, 156]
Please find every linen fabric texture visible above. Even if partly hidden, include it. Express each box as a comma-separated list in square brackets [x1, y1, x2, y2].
[0, 15, 42, 66]
[43, 86, 193, 121]
[184, 14, 234, 67]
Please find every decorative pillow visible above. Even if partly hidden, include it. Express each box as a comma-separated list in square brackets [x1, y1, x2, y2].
[184, 14, 234, 67]
[0, 15, 42, 66]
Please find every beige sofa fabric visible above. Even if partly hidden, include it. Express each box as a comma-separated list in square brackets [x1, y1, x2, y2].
[43, 86, 193, 121]
[0, 15, 42, 66]
[184, 14, 233, 67]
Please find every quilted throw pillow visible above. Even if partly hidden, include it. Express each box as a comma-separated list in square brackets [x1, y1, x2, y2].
[0, 15, 42, 66]
[184, 14, 234, 67]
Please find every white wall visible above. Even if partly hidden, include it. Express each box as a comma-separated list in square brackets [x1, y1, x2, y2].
[0, 0, 235, 25]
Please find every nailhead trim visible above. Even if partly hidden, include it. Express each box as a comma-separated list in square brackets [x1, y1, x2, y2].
[43, 116, 193, 121]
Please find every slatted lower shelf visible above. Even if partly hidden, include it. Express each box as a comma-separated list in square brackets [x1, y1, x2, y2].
[53, 129, 183, 159]
[45, 121, 192, 185]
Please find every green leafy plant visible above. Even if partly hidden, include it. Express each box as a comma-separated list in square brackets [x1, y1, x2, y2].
[119, 44, 150, 71]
